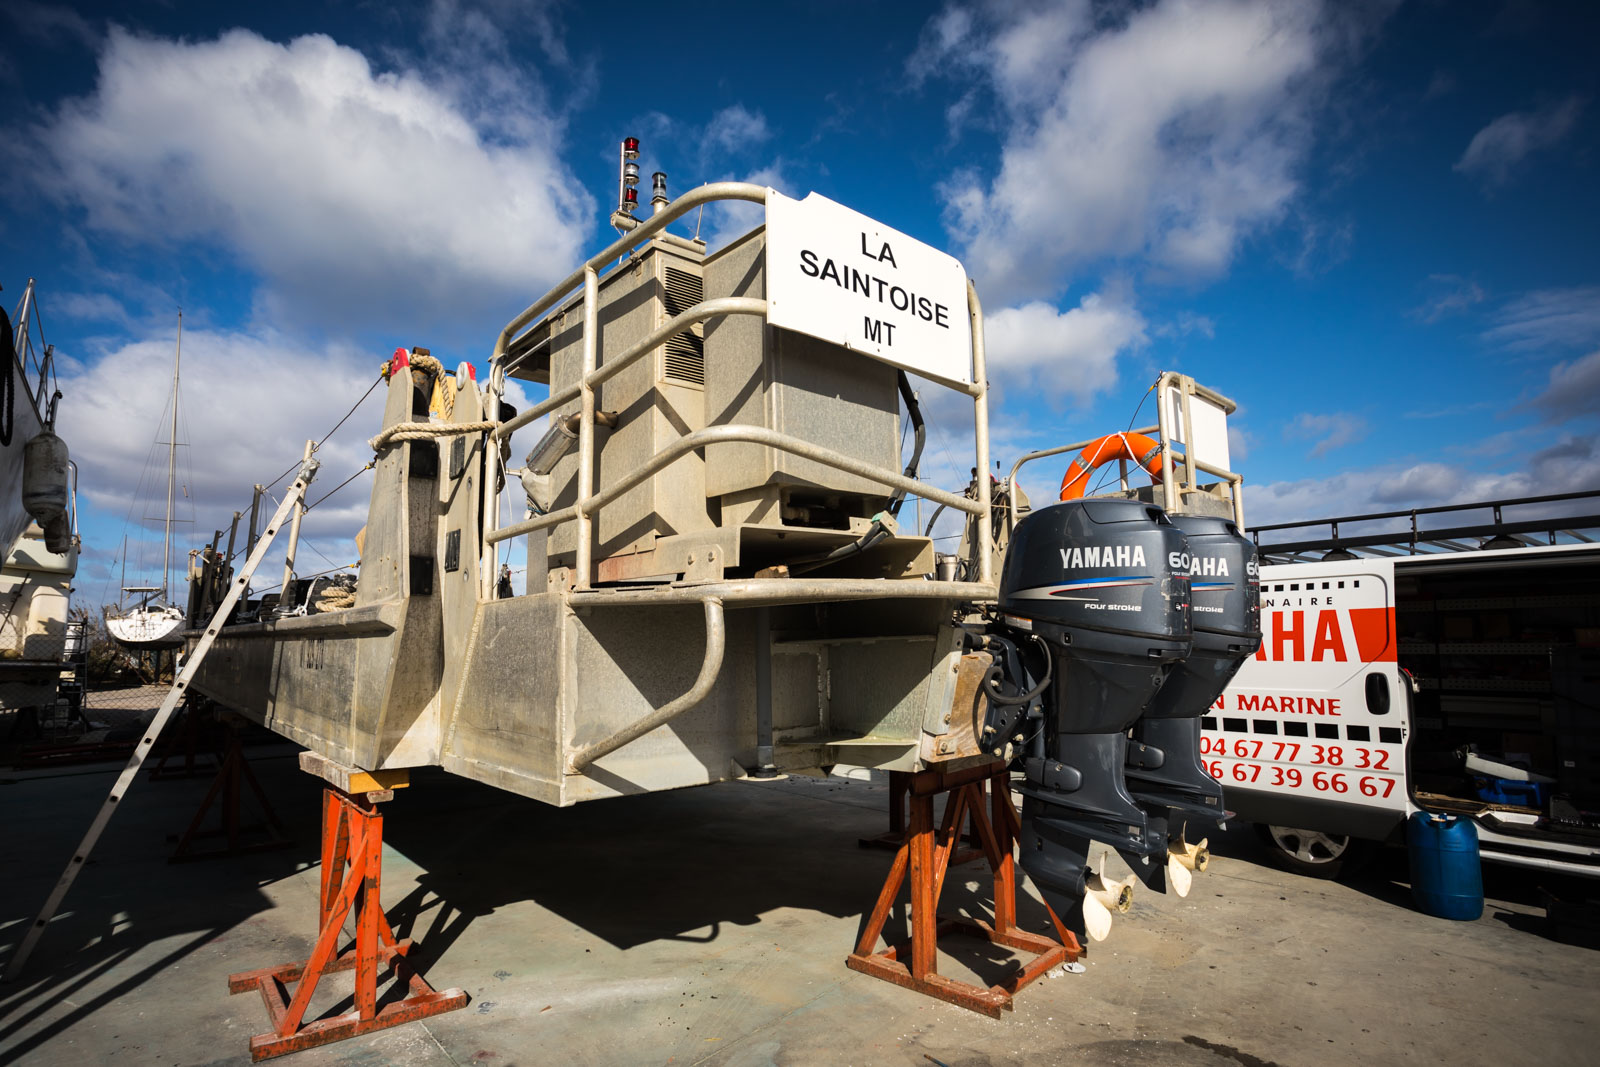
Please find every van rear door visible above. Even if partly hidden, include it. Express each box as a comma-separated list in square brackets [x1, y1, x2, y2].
[1205, 559, 1410, 841]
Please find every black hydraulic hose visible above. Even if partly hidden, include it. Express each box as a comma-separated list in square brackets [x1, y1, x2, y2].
[886, 371, 925, 519]
[979, 633, 1056, 710]
[983, 641, 1052, 706]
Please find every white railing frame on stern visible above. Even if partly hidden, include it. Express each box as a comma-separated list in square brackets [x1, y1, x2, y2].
[480, 182, 994, 598]
[1003, 372, 1244, 534]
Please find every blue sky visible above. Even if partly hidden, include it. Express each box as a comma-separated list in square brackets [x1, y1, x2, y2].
[2, 0, 1597, 598]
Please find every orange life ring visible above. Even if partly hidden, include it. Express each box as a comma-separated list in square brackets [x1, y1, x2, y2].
[1058, 432, 1165, 501]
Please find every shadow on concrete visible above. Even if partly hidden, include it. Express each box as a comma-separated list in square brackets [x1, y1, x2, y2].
[378, 767, 996, 960]
[0, 749, 324, 1062]
[1204, 815, 1600, 938]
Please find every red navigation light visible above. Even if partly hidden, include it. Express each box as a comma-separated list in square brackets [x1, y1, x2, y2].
[623, 187, 638, 205]
[623, 136, 639, 158]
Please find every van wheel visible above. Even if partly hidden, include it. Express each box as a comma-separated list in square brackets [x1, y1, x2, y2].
[1256, 824, 1361, 879]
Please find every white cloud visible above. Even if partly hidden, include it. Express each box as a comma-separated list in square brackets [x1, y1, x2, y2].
[704, 105, 771, 154]
[1285, 411, 1367, 456]
[701, 162, 792, 252]
[1483, 286, 1600, 352]
[1152, 311, 1215, 340]
[1414, 273, 1485, 323]
[4, 1, 97, 48]
[61, 322, 537, 599]
[54, 292, 131, 325]
[59, 328, 385, 538]
[1228, 424, 1252, 461]
[1371, 461, 1461, 505]
[1532, 349, 1600, 423]
[917, 0, 1367, 299]
[1455, 97, 1583, 187]
[1248, 435, 1600, 529]
[36, 27, 593, 330]
[984, 293, 1146, 404]
[907, 4, 977, 86]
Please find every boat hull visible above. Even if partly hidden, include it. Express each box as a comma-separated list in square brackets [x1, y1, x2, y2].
[0, 373, 46, 559]
[107, 609, 185, 650]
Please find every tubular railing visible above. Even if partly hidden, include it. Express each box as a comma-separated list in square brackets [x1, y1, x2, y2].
[1249, 488, 1600, 558]
[1004, 373, 1244, 531]
[7, 278, 55, 426]
[480, 183, 994, 599]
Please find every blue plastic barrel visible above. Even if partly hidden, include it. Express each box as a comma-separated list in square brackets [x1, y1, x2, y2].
[1407, 811, 1484, 920]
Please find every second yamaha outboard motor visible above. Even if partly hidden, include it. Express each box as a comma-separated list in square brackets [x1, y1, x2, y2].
[987, 498, 1190, 939]
[1124, 514, 1261, 891]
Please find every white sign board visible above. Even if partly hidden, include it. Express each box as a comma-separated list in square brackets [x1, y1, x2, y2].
[764, 189, 972, 386]
[1166, 389, 1232, 473]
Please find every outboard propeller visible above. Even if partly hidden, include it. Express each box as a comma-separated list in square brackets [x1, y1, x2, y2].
[988, 497, 1192, 939]
[1165, 824, 1210, 898]
[1124, 514, 1261, 889]
[1082, 853, 1137, 942]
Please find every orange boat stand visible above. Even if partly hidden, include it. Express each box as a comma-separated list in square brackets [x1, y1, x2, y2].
[227, 759, 467, 1061]
[847, 762, 1081, 1018]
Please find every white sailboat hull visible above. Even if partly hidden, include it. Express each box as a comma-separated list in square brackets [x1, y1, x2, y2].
[107, 607, 186, 650]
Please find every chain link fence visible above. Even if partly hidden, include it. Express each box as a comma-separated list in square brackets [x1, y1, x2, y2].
[1, 618, 194, 767]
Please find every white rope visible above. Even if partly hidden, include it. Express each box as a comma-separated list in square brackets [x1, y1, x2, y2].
[314, 586, 357, 612]
[368, 420, 498, 451]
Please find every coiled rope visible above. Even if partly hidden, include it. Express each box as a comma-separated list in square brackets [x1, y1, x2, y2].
[370, 352, 494, 451]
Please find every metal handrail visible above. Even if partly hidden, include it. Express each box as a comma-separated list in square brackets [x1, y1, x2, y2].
[1003, 372, 1243, 531]
[489, 182, 768, 372]
[480, 184, 994, 595]
[485, 423, 986, 545]
[493, 297, 768, 441]
[6, 279, 51, 427]
[566, 597, 726, 773]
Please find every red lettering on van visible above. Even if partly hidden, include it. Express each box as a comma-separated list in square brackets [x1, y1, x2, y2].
[1311, 611, 1347, 661]
[1273, 611, 1304, 662]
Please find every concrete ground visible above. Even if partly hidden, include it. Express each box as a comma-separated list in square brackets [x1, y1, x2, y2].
[3, 750, 1597, 1067]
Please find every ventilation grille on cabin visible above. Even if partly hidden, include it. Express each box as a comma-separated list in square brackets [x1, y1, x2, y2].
[661, 267, 706, 387]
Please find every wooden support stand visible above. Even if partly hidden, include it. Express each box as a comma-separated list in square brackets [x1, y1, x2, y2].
[149, 698, 220, 780]
[857, 770, 911, 850]
[168, 725, 290, 863]
[847, 762, 1081, 1018]
[227, 767, 467, 1061]
[858, 769, 985, 866]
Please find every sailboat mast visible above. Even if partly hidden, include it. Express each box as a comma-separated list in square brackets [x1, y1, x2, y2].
[162, 312, 181, 601]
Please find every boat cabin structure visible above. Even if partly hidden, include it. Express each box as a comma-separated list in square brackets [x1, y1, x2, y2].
[189, 182, 1005, 805]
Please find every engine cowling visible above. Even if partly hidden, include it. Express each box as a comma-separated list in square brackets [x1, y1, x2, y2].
[1125, 514, 1262, 827]
[992, 498, 1191, 933]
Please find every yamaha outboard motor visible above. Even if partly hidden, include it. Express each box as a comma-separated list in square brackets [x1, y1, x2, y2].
[1126, 515, 1261, 832]
[987, 497, 1191, 939]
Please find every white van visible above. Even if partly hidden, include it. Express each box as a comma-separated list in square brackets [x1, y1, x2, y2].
[1207, 537, 1600, 879]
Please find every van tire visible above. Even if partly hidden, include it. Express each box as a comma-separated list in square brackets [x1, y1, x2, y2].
[1255, 823, 1364, 879]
